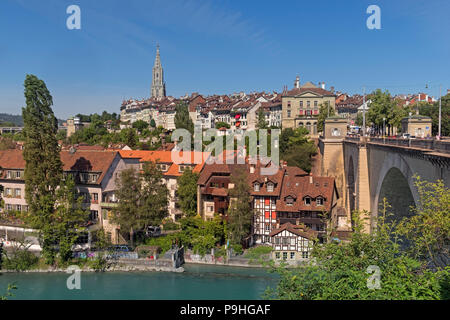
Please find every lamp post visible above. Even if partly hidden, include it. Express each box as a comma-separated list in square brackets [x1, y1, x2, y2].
[383, 117, 386, 137]
[438, 85, 442, 138]
[362, 86, 366, 137]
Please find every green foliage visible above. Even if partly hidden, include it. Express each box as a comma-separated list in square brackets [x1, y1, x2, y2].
[227, 168, 253, 245]
[2, 243, 38, 271]
[112, 162, 168, 246]
[174, 101, 194, 135]
[150, 118, 156, 128]
[419, 93, 450, 136]
[256, 109, 268, 130]
[231, 243, 243, 255]
[214, 246, 227, 258]
[215, 121, 230, 129]
[22, 74, 64, 264]
[0, 136, 16, 150]
[397, 176, 450, 269]
[132, 120, 149, 133]
[162, 220, 181, 231]
[54, 175, 90, 263]
[265, 204, 449, 300]
[177, 168, 199, 217]
[367, 89, 410, 134]
[279, 127, 317, 172]
[0, 284, 17, 300]
[244, 245, 272, 259]
[317, 101, 335, 133]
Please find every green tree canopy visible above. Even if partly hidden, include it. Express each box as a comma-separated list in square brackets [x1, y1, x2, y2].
[317, 101, 335, 133]
[21, 74, 64, 263]
[174, 101, 194, 135]
[177, 168, 199, 217]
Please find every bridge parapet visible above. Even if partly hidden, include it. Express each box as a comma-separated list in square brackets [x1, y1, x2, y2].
[366, 137, 450, 154]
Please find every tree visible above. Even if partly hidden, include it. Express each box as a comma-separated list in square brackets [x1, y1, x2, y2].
[139, 161, 169, 227]
[419, 94, 450, 136]
[132, 120, 149, 133]
[227, 168, 252, 244]
[174, 101, 194, 135]
[280, 127, 317, 172]
[150, 118, 156, 128]
[265, 210, 449, 300]
[54, 175, 90, 263]
[317, 101, 335, 133]
[256, 109, 268, 130]
[397, 176, 450, 269]
[21, 74, 63, 263]
[215, 121, 230, 129]
[177, 168, 199, 217]
[111, 167, 141, 247]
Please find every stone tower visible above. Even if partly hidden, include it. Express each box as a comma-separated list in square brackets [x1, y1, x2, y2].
[151, 44, 166, 99]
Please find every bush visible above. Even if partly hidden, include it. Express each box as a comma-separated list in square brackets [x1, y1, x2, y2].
[244, 246, 272, 260]
[163, 221, 181, 231]
[214, 246, 227, 258]
[3, 250, 39, 271]
[231, 244, 243, 255]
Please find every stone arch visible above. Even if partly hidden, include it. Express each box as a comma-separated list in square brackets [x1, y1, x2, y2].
[373, 153, 419, 222]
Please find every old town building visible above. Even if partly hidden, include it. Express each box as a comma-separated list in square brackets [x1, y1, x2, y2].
[281, 76, 336, 136]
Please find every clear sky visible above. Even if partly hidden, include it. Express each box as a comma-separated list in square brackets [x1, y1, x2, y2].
[0, 0, 449, 119]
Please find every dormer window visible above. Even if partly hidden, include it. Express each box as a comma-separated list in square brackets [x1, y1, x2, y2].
[254, 183, 260, 192]
[286, 196, 294, 206]
[305, 197, 311, 206]
[267, 182, 274, 192]
[316, 197, 324, 206]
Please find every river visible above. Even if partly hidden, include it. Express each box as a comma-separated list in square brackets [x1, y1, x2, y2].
[0, 264, 278, 300]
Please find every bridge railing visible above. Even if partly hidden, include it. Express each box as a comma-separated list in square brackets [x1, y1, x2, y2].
[363, 137, 450, 154]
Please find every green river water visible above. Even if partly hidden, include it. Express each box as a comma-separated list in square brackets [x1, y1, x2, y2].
[0, 264, 278, 300]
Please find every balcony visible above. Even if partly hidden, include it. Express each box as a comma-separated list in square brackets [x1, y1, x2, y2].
[101, 202, 118, 208]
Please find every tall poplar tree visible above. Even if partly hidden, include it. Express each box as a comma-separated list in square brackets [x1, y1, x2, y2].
[177, 168, 199, 217]
[227, 168, 253, 245]
[22, 74, 63, 262]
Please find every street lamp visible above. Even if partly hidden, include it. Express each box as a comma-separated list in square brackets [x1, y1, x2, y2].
[383, 117, 386, 137]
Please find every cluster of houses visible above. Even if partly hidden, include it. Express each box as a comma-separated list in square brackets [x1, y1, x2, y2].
[0, 143, 341, 261]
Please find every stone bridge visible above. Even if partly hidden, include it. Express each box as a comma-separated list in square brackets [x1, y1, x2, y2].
[318, 119, 450, 233]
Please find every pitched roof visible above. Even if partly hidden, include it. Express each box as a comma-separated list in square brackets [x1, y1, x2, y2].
[0, 149, 118, 184]
[269, 222, 317, 239]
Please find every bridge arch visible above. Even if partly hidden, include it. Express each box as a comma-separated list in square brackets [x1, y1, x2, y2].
[373, 152, 419, 222]
[347, 156, 356, 217]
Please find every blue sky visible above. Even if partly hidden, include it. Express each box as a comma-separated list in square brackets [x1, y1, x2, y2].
[0, 0, 449, 119]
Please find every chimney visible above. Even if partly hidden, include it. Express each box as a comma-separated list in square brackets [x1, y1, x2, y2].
[321, 82, 326, 90]
[294, 75, 300, 89]
[330, 86, 335, 93]
[309, 173, 313, 184]
[250, 164, 255, 174]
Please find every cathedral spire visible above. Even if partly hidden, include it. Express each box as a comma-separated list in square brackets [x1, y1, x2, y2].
[151, 44, 166, 99]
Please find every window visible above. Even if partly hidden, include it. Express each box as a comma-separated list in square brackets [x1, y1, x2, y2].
[287, 101, 291, 107]
[282, 252, 288, 260]
[300, 101, 303, 107]
[286, 196, 294, 205]
[314, 101, 318, 107]
[14, 189, 21, 198]
[15, 171, 21, 179]
[92, 193, 98, 201]
[275, 237, 280, 245]
[90, 210, 98, 221]
[290, 252, 295, 260]
[290, 237, 296, 245]
[16, 204, 21, 211]
[316, 197, 324, 206]
[208, 206, 214, 212]
[305, 197, 311, 205]
[7, 171, 12, 179]
[275, 252, 281, 260]
[254, 183, 260, 191]
[5, 188, 12, 196]
[307, 101, 310, 107]
[6, 204, 12, 211]
[264, 211, 270, 219]
[282, 237, 289, 245]
[267, 182, 274, 192]
[265, 224, 270, 231]
[264, 198, 270, 206]
[287, 110, 291, 118]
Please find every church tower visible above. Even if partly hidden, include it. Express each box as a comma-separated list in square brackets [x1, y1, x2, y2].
[151, 44, 166, 99]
